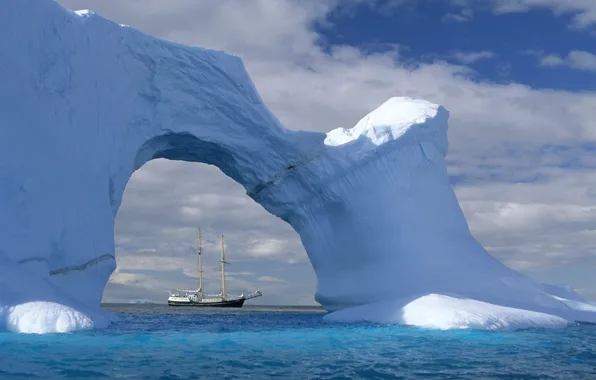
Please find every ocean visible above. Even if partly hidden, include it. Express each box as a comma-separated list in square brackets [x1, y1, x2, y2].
[0, 303, 595, 379]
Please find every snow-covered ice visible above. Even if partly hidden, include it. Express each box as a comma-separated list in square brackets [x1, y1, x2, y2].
[1, 0, 596, 333]
[1, 302, 95, 334]
[324, 294, 571, 331]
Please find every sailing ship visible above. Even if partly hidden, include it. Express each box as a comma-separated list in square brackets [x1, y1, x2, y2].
[167, 229, 262, 307]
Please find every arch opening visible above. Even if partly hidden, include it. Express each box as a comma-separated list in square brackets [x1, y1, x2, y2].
[107, 155, 316, 306]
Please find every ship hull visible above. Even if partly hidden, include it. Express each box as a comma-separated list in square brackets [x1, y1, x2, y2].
[168, 298, 246, 308]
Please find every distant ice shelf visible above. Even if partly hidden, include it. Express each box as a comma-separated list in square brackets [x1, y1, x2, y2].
[1, 0, 596, 333]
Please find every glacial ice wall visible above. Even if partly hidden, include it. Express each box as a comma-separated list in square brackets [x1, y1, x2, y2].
[1, 0, 596, 333]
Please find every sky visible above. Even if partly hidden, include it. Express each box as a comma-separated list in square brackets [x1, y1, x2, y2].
[56, 0, 596, 305]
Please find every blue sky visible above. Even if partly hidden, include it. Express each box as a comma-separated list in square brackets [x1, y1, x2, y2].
[319, 2, 596, 92]
[57, 0, 596, 304]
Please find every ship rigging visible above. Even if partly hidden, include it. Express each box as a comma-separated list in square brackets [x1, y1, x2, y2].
[167, 229, 262, 307]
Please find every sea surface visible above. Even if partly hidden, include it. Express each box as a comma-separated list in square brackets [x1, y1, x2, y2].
[0, 303, 595, 379]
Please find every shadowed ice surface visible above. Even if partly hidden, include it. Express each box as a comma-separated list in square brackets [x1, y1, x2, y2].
[0, 304, 595, 379]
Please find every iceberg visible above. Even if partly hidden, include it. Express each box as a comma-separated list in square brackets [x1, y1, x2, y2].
[1, 0, 595, 333]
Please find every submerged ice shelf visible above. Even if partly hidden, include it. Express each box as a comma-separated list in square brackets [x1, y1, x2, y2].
[1, 0, 596, 333]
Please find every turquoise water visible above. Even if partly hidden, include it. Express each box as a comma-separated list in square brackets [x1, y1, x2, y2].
[1, 304, 595, 379]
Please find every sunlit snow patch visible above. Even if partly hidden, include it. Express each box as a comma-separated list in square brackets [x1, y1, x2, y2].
[1, 302, 95, 334]
[324, 294, 570, 331]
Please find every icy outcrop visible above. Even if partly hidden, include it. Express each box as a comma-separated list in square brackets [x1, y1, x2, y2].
[1, 0, 596, 333]
[325, 294, 571, 330]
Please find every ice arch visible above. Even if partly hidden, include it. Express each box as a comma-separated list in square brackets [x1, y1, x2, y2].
[2, 0, 596, 333]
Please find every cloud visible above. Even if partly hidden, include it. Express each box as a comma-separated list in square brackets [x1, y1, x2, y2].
[56, 0, 596, 302]
[457, 169, 596, 271]
[489, 0, 596, 28]
[539, 50, 596, 71]
[408, 0, 596, 28]
[540, 54, 566, 67]
[258, 276, 287, 283]
[452, 50, 496, 64]
[576, 287, 596, 300]
[247, 239, 297, 261]
[437, 0, 596, 28]
[443, 7, 475, 23]
[362, 0, 596, 29]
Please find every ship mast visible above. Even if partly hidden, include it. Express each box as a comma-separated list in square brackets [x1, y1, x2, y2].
[220, 234, 227, 300]
[198, 228, 203, 299]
